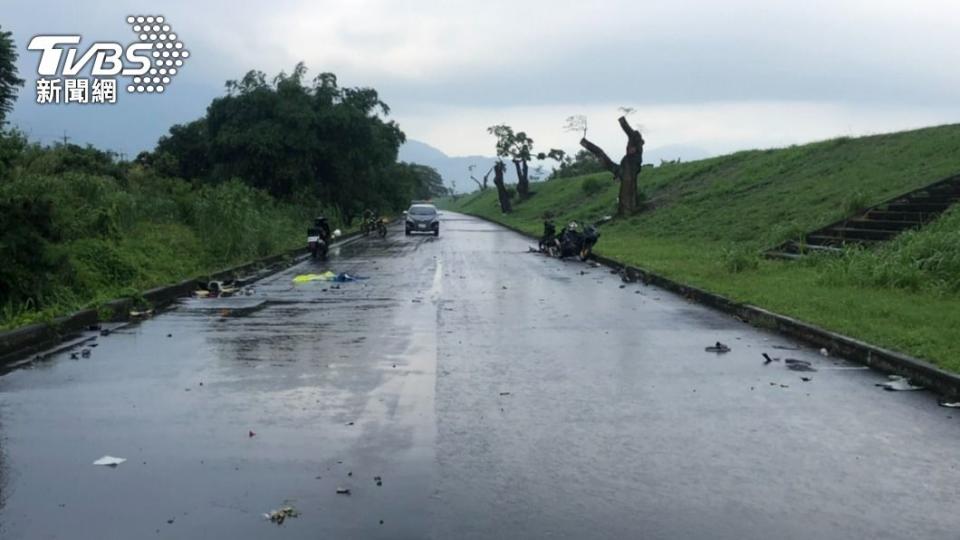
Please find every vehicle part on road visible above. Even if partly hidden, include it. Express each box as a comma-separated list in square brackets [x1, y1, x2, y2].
[785, 359, 817, 372]
[938, 400, 960, 408]
[876, 375, 923, 391]
[336, 487, 351, 495]
[819, 348, 830, 356]
[705, 342, 731, 353]
[248, 430, 256, 437]
[264, 505, 299, 525]
[762, 353, 778, 364]
[129, 309, 154, 319]
[93, 455, 126, 467]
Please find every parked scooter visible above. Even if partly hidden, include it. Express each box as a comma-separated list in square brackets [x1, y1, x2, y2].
[307, 216, 338, 259]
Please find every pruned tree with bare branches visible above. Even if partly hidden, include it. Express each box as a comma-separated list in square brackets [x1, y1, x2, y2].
[468, 163, 492, 191]
[579, 115, 645, 215]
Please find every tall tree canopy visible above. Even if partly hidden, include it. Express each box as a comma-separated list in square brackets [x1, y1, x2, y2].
[0, 25, 25, 126]
[152, 63, 407, 216]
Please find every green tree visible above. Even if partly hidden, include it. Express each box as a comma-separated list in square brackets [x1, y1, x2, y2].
[487, 124, 563, 199]
[0, 25, 24, 126]
[154, 63, 407, 216]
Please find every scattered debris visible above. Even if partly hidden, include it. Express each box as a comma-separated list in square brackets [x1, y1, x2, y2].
[801, 377, 812, 382]
[499, 392, 511, 396]
[346, 421, 354, 426]
[130, 309, 154, 319]
[705, 342, 731, 353]
[785, 359, 817, 372]
[762, 353, 778, 365]
[70, 352, 79, 360]
[772, 345, 800, 351]
[81, 349, 91, 358]
[819, 348, 830, 357]
[938, 400, 960, 408]
[264, 506, 300, 525]
[876, 375, 923, 391]
[100, 328, 112, 336]
[374, 476, 383, 486]
[336, 487, 351, 495]
[619, 284, 626, 289]
[348, 471, 353, 477]
[93, 455, 126, 467]
[248, 430, 256, 438]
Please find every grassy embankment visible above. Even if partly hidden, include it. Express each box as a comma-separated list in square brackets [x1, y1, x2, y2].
[444, 124, 960, 373]
[0, 161, 328, 330]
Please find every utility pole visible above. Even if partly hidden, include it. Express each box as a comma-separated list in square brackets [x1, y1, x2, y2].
[61, 130, 69, 146]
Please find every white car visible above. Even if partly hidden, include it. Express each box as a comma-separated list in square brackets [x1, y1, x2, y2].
[404, 204, 440, 236]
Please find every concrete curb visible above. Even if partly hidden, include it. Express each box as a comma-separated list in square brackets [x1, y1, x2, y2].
[463, 211, 960, 399]
[0, 229, 367, 367]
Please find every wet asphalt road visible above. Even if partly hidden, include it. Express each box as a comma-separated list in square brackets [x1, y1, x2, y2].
[1, 212, 959, 539]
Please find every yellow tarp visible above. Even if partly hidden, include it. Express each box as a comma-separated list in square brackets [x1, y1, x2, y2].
[293, 271, 336, 283]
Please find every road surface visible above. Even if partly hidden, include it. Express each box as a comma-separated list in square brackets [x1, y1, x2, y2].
[0, 212, 957, 539]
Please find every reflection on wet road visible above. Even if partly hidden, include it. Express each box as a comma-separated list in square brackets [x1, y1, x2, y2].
[0, 213, 958, 539]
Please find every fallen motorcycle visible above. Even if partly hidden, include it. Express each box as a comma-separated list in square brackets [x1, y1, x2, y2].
[556, 221, 600, 261]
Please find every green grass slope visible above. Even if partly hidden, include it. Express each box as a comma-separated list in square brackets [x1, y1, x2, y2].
[444, 124, 960, 372]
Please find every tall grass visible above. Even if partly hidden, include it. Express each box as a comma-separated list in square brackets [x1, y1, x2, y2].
[0, 165, 325, 329]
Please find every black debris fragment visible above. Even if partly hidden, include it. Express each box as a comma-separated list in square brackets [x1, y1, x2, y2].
[705, 342, 731, 353]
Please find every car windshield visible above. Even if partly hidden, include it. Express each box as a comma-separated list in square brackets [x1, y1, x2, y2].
[409, 205, 437, 216]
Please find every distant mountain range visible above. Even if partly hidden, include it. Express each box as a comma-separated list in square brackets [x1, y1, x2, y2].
[397, 140, 516, 193]
[398, 139, 711, 193]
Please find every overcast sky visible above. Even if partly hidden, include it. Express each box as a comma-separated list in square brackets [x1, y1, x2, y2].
[6, 0, 960, 161]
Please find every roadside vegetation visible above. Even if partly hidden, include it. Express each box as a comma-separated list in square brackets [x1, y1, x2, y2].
[0, 28, 446, 329]
[444, 123, 960, 372]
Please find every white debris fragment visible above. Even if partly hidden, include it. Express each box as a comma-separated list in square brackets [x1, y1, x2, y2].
[876, 375, 923, 392]
[93, 455, 127, 467]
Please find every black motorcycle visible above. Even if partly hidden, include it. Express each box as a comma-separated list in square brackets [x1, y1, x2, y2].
[557, 222, 600, 261]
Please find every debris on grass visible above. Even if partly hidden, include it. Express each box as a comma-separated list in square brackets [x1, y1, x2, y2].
[93, 455, 126, 467]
